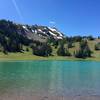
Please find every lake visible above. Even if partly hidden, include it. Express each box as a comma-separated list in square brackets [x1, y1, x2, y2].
[0, 61, 100, 100]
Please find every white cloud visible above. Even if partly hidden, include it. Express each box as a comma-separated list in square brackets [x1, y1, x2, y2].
[49, 21, 56, 24]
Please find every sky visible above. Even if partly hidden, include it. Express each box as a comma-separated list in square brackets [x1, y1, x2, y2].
[0, 0, 100, 36]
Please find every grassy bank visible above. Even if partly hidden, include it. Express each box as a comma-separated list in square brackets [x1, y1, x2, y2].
[0, 52, 100, 61]
[0, 40, 100, 61]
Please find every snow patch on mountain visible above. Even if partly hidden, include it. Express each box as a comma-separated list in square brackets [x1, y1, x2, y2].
[22, 26, 29, 32]
[21, 25, 65, 42]
[49, 31, 57, 36]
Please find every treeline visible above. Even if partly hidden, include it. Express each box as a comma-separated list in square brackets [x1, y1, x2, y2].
[66, 36, 93, 42]
[31, 36, 99, 58]
[51, 39, 93, 58]
[0, 20, 33, 54]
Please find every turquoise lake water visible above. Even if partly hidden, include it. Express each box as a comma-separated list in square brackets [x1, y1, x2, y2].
[0, 61, 100, 97]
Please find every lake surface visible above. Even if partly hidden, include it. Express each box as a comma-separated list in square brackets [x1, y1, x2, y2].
[0, 61, 100, 100]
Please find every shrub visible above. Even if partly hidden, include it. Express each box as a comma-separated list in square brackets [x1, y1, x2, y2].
[95, 42, 100, 50]
[33, 43, 52, 56]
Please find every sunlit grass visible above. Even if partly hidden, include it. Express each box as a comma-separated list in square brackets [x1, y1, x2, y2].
[0, 40, 100, 61]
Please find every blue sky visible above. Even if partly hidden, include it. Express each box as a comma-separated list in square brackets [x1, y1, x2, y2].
[0, 0, 100, 36]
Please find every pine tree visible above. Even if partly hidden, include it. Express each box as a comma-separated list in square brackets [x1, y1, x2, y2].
[57, 44, 66, 56]
[74, 40, 92, 58]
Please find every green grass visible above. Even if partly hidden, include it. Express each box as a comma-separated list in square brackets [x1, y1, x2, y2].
[0, 52, 99, 61]
[0, 39, 100, 61]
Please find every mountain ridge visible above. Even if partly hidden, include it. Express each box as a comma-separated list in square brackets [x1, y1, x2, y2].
[0, 19, 65, 43]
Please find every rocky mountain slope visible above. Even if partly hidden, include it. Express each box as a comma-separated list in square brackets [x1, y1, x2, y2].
[0, 20, 65, 43]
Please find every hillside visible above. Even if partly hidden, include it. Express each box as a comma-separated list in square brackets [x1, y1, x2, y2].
[0, 19, 64, 42]
[0, 19, 100, 61]
[0, 19, 65, 52]
[68, 39, 100, 60]
[0, 39, 100, 61]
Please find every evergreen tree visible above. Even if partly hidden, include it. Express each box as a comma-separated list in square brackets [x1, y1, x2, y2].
[74, 40, 92, 58]
[57, 44, 66, 56]
[67, 42, 74, 48]
[65, 48, 71, 56]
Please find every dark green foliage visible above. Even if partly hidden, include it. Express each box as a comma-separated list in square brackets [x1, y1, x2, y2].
[73, 36, 83, 42]
[87, 35, 95, 40]
[57, 44, 66, 56]
[0, 19, 33, 53]
[3, 49, 8, 55]
[32, 43, 52, 56]
[66, 36, 82, 42]
[67, 42, 74, 48]
[48, 38, 59, 49]
[95, 42, 100, 50]
[26, 47, 29, 52]
[74, 40, 92, 58]
[65, 49, 71, 56]
[46, 45, 52, 56]
[57, 43, 71, 56]
[66, 35, 95, 43]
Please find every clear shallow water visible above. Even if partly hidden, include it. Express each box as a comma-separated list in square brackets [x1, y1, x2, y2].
[0, 61, 100, 98]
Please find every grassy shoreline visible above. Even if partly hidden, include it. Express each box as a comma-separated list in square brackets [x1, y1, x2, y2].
[0, 39, 100, 62]
[0, 53, 100, 61]
[0, 40, 100, 61]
